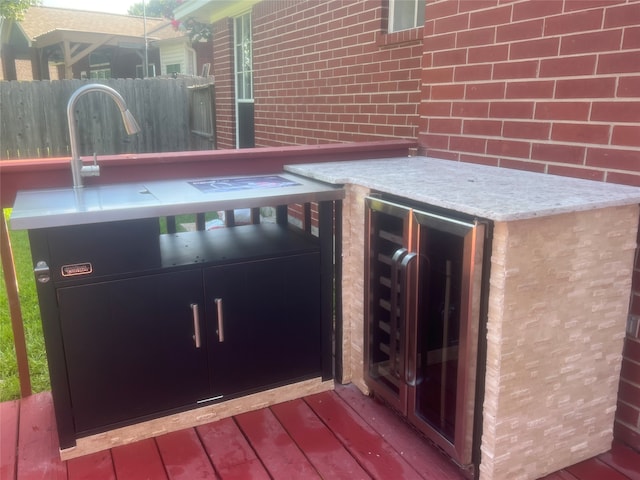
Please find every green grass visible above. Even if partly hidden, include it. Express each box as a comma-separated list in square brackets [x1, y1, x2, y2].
[0, 209, 50, 401]
[0, 210, 221, 401]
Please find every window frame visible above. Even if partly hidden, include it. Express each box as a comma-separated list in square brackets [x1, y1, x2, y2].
[388, 0, 425, 33]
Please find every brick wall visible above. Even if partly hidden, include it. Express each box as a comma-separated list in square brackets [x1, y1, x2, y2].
[211, 18, 236, 149]
[249, 0, 423, 146]
[419, 0, 640, 186]
[418, 0, 640, 451]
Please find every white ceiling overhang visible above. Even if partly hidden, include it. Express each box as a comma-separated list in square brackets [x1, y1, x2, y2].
[174, 0, 260, 24]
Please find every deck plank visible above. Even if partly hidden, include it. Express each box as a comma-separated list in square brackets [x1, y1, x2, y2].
[565, 457, 630, 480]
[111, 438, 168, 480]
[0, 399, 19, 480]
[305, 390, 424, 480]
[597, 442, 640, 480]
[67, 450, 116, 480]
[16, 392, 67, 480]
[335, 384, 464, 480]
[197, 416, 271, 480]
[271, 398, 371, 479]
[538, 471, 578, 480]
[235, 407, 321, 479]
[156, 428, 217, 480]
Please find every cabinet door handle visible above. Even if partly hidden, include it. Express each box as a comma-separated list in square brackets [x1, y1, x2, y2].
[214, 298, 225, 342]
[191, 303, 201, 348]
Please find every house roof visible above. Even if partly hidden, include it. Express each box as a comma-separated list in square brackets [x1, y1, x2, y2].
[19, 6, 184, 43]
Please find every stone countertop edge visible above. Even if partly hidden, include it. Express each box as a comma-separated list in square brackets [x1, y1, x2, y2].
[285, 157, 640, 222]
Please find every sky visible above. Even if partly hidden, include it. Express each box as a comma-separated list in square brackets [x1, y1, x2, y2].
[40, 0, 139, 15]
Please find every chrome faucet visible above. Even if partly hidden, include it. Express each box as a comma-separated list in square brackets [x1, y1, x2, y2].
[66, 84, 141, 188]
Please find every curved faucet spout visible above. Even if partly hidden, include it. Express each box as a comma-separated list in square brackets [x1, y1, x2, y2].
[67, 84, 141, 188]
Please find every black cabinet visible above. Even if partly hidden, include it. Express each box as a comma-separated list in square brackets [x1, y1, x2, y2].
[57, 270, 209, 434]
[205, 253, 321, 399]
[30, 218, 333, 449]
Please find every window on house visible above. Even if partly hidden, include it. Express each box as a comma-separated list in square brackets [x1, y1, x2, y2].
[89, 52, 111, 79]
[388, 0, 425, 33]
[166, 64, 181, 75]
[89, 68, 111, 79]
[136, 64, 156, 78]
[235, 12, 253, 101]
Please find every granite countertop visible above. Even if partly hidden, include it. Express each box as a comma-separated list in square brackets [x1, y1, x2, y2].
[285, 157, 640, 221]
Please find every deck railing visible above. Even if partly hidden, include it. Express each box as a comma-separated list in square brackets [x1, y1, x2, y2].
[0, 140, 416, 398]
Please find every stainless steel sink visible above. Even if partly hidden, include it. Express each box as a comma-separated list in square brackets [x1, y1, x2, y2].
[11, 184, 159, 229]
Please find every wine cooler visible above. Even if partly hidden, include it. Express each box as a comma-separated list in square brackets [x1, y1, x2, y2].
[364, 195, 489, 468]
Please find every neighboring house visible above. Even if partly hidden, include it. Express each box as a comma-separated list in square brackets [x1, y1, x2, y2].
[175, 0, 640, 456]
[0, 6, 197, 81]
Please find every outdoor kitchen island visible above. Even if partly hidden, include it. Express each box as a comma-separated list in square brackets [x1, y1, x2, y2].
[10, 173, 344, 460]
[285, 157, 640, 480]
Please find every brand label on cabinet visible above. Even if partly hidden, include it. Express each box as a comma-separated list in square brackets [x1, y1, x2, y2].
[61, 263, 93, 277]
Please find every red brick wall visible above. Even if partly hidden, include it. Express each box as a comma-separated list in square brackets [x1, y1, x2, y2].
[419, 0, 640, 186]
[250, 0, 423, 146]
[211, 18, 236, 149]
[418, 0, 640, 451]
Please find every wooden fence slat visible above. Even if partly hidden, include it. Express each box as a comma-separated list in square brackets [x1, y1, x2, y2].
[0, 77, 214, 160]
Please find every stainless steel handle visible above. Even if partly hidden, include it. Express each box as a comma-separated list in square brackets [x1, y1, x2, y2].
[191, 303, 201, 348]
[214, 298, 225, 342]
[400, 252, 418, 386]
[390, 248, 408, 378]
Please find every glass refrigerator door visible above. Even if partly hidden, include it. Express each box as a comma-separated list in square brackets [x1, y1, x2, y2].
[364, 196, 413, 414]
[408, 210, 485, 466]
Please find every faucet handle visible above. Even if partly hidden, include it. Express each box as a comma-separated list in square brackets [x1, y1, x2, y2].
[80, 153, 100, 177]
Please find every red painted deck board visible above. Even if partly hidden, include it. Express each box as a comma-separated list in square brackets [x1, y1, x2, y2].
[16, 392, 66, 480]
[156, 428, 217, 480]
[3, 388, 640, 480]
[306, 390, 424, 480]
[0, 399, 19, 480]
[565, 457, 630, 480]
[539, 471, 578, 480]
[235, 407, 322, 479]
[598, 441, 640, 480]
[112, 438, 167, 480]
[67, 450, 116, 480]
[271, 398, 371, 479]
[196, 417, 270, 480]
[335, 384, 464, 480]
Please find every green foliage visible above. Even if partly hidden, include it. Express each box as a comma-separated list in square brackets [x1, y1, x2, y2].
[127, 0, 177, 18]
[127, 0, 212, 42]
[0, 209, 50, 401]
[0, 0, 40, 21]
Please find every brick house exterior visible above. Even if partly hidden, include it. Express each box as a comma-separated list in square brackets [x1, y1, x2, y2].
[180, 0, 640, 452]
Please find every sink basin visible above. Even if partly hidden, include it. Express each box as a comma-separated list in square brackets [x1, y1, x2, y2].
[11, 184, 159, 229]
[10, 173, 344, 230]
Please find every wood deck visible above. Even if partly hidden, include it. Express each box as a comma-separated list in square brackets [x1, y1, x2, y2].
[1, 383, 639, 480]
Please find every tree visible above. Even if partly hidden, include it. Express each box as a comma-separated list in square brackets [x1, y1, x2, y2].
[128, 0, 211, 42]
[0, 0, 40, 21]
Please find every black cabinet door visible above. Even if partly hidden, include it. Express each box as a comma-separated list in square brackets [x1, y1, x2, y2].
[204, 253, 321, 399]
[57, 270, 209, 434]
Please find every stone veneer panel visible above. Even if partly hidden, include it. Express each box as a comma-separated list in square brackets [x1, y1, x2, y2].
[340, 183, 369, 393]
[480, 205, 639, 480]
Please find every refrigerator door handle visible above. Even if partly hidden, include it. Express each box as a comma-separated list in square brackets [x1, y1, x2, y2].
[400, 252, 418, 386]
[390, 248, 408, 378]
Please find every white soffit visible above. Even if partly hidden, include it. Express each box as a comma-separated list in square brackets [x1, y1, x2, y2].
[174, 0, 260, 23]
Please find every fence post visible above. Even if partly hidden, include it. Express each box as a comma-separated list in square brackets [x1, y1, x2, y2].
[0, 212, 32, 397]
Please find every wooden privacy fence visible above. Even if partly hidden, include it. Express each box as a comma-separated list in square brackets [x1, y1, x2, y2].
[0, 77, 215, 160]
